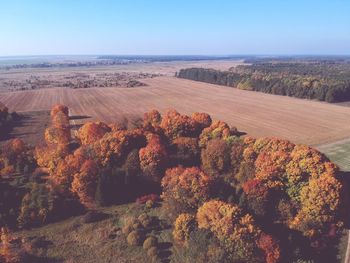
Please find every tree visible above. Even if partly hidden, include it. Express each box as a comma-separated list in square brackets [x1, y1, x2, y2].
[160, 109, 196, 140]
[78, 121, 111, 145]
[290, 174, 342, 238]
[173, 213, 197, 246]
[143, 109, 162, 128]
[257, 233, 281, 263]
[71, 160, 99, 208]
[139, 134, 168, 182]
[171, 137, 200, 167]
[201, 139, 231, 177]
[199, 120, 236, 148]
[196, 200, 262, 262]
[191, 112, 212, 135]
[161, 166, 213, 217]
[50, 104, 69, 118]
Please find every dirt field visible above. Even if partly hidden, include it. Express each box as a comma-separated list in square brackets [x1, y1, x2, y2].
[0, 110, 50, 147]
[1, 76, 350, 145]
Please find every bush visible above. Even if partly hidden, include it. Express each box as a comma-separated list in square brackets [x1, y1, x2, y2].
[122, 217, 142, 235]
[147, 246, 159, 257]
[145, 200, 155, 209]
[143, 236, 158, 250]
[173, 213, 196, 245]
[127, 230, 144, 246]
[138, 213, 153, 228]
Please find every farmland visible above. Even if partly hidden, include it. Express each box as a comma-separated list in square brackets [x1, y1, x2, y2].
[1, 76, 350, 146]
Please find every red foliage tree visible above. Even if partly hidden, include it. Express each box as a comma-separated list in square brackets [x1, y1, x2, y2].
[139, 134, 168, 182]
[257, 233, 281, 263]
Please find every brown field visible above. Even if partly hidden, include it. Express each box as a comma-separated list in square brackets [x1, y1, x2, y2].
[1, 76, 350, 145]
[0, 110, 50, 147]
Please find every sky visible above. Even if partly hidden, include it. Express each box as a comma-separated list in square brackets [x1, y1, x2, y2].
[0, 0, 349, 56]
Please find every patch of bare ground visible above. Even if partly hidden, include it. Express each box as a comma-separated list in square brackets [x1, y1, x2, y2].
[1, 76, 350, 145]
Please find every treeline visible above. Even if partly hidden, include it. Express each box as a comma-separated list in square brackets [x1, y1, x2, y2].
[177, 62, 350, 102]
[0, 105, 346, 262]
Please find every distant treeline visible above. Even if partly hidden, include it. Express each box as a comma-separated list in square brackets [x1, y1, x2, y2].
[177, 62, 350, 102]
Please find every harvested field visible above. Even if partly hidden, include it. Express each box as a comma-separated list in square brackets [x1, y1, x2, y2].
[0, 110, 50, 147]
[1, 76, 350, 145]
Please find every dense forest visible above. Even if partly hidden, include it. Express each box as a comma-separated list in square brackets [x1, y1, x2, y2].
[0, 105, 347, 262]
[177, 61, 350, 102]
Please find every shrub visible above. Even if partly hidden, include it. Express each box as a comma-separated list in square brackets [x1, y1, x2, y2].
[138, 213, 153, 228]
[173, 213, 196, 245]
[145, 200, 155, 209]
[147, 246, 159, 257]
[143, 236, 158, 250]
[127, 230, 144, 246]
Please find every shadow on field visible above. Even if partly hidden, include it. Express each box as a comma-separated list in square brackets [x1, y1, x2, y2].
[69, 115, 91, 120]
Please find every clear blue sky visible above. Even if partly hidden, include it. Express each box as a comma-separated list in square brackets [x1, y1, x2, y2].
[0, 0, 349, 56]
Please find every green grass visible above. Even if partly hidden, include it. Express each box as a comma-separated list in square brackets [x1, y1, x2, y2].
[317, 138, 350, 263]
[317, 138, 350, 171]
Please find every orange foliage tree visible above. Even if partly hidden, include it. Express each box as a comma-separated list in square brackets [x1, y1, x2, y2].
[160, 109, 196, 140]
[196, 200, 263, 262]
[143, 109, 162, 128]
[139, 134, 168, 182]
[191, 112, 212, 132]
[71, 160, 99, 208]
[173, 213, 197, 246]
[50, 104, 69, 118]
[161, 166, 213, 216]
[78, 121, 111, 145]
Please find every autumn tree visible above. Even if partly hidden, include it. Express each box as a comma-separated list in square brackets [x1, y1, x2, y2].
[52, 148, 86, 190]
[199, 120, 237, 148]
[191, 112, 212, 133]
[0, 139, 34, 176]
[170, 137, 200, 167]
[201, 138, 231, 176]
[196, 200, 263, 262]
[50, 104, 69, 118]
[71, 160, 99, 208]
[290, 174, 342, 238]
[173, 213, 197, 246]
[35, 144, 70, 174]
[139, 134, 168, 182]
[257, 233, 281, 263]
[161, 166, 213, 218]
[160, 109, 196, 140]
[78, 121, 111, 145]
[143, 109, 162, 128]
